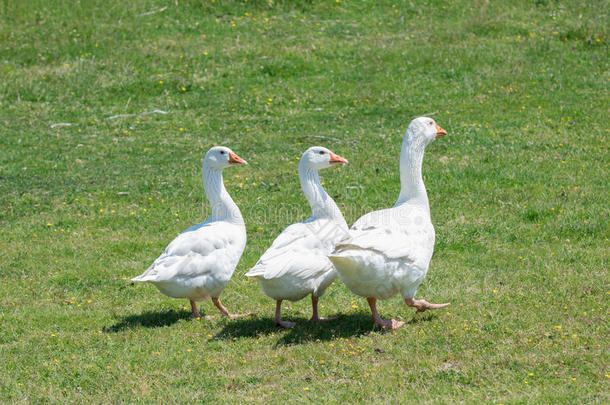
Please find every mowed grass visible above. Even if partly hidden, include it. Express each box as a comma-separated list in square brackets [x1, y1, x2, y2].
[0, 0, 608, 402]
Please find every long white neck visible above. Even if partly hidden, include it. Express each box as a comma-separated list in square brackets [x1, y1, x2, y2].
[202, 164, 243, 225]
[299, 163, 347, 229]
[395, 134, 429, 208]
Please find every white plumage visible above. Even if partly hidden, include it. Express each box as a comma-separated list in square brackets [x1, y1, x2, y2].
[246, 146, 348, 328]
[330, 117, 450, 329]
[330, 205, 434, 300]
[247, 220, 342, 300]
[132, 146, 248, 319]
[134, 221, 245, 300]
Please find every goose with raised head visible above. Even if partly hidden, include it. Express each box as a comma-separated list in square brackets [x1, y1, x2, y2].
[246, 146, 348, 328]
[329, 117, 450, 329]
[132, 146, 248, 319]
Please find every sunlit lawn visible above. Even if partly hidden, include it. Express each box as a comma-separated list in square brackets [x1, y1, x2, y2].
[0, 0, 608, 402]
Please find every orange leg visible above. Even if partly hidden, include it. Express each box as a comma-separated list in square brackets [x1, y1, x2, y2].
[189, 300, 201, 318]
[274, 300, 296, 328]
[309, 295, 337, 322]
[404, 297, 450, 312]
[367, 297, 404, 329]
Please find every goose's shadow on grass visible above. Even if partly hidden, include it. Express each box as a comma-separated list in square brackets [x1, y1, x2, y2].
[105, 309, 191, 332]
[214, 312, 437, 346]
[406, 313, 436, 325]
[104, 309, 437, 336]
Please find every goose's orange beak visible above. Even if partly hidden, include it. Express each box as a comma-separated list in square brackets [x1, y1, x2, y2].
[329, 152, 348, 165]
[228, 152, 247, 165]
[436, 124, 448, 138]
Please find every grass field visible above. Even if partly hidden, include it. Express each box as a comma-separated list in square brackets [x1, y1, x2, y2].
[1, 0, 608, 402]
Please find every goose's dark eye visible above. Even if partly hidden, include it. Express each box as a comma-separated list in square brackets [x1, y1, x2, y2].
[429, 121, 434, 126]
[319, 151, 325, 155]
[220, 150, 226, 155]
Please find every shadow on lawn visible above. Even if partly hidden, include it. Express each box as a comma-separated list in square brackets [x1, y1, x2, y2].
[105, 309, 191, 332]
[214, 312, 437, 345]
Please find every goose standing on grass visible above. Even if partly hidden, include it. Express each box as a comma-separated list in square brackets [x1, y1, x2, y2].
[246, 146, 349, 328]
[329, 117, 450, 329]
[132, 146, 248, 319]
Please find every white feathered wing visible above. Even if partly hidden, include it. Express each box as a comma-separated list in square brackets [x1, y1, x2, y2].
[133, 221, 246, 301]
[330, 206, 435, 300]
[246, 219, 345, 301]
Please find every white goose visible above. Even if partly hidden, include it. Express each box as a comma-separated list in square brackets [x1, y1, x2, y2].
[132, 146, 248, 319]
[246, 146, 348, 328]
[329, 117, 450, 329]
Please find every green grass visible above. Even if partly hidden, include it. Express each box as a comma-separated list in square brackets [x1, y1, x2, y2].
[1, 0, 608, 402]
